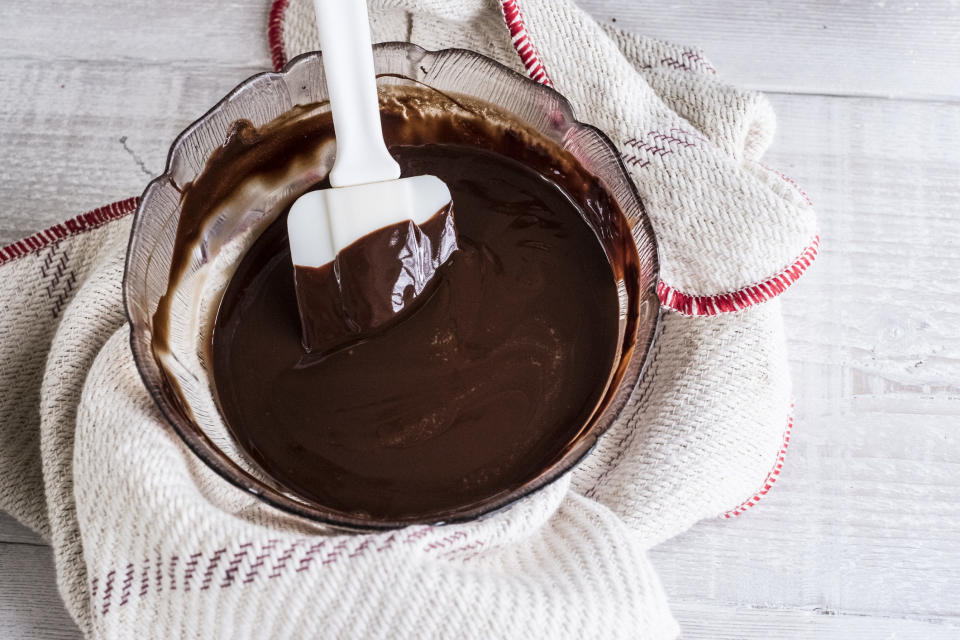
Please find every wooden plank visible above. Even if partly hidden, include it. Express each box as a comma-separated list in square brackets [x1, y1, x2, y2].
[0, 544, 81, 640]
[670, 602, 960, 639]
[4, 0, 959, 101]
[0, 512, 46, 546]
[765, 91, 960, 401]
[0, 58, 265, 244]
[0, 0, 271, 68]
[650, 414, 960, 620]
[580, 0, 960, 100]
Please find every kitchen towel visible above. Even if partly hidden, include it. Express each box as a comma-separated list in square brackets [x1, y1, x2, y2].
[0, 0, 817, 638]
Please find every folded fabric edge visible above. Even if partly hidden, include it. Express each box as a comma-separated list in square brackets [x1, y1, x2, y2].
[497, 0, 553, 86]
[658, 234, 820, 317]
[721, 402, 794, 519]
[0, 197, 139, 268]
[269, 0, 289, 71]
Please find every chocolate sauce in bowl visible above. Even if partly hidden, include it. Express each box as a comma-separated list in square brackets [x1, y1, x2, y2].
[212, 144, 619, 519]
[155, 90, 642, 522]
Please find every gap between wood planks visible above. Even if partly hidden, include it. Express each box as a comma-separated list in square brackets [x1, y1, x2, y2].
[681, 600, 960, 627]
[766, 90, 960, 106]
[671, 602, 960, 640]
[2, 56, 959, 107]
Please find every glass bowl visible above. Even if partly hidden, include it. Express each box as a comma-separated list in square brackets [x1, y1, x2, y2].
[124, 43, 661, 530]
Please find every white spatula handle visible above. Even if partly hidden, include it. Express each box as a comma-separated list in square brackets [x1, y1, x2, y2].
[314, 0, 400, 187]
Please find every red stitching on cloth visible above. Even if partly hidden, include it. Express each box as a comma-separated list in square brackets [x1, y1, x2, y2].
[155, 552, 163, 594]
[119, 563, 134, 607]
[268, 0, 289, 71]
[101, 569, 115, 616]
[440, 540, 486, 562]
[458, 544, 488, 563]
[296, 541, 327, 573]
[625, 136, 672, 157]
[660, 56, 694, 72]
[91, 527, 476, 616]
[681, 49, 718, 75]
[322, 540, 351, 565]
[168, 555, 179, 591]
[499, 0, 553, 86]
[403, 525, 435, 543]
[200, 548, 227, 591]
[621, 129, 702, 170]
[269, 540, 304, 578]
[139, 558, 149, 598]
[659, 51, 717, 75]
[723, 406, 794, 518]
[221, 542, 253, 588]
[0, 197, 138, 267]
[648, 131, 696, 149]
[423, 530, 467, 552]
[376, 532, 397, 552]
[243, 539, 280, 584]
[183, 552, 203, 591]
[620, 152, 651, 168]
[657, 235, 820, 316]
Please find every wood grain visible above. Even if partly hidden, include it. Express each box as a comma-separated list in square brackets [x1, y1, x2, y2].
[0, 512, 46, 546]
[0, 0, 271, 68]
[670, 603, 960, 639]
[0, 544, 80, 640]
[0, 59, 265, 244]
[2, 0, 959, 638]
[651, 414, 960, 620]
[579, 0, 960, 101]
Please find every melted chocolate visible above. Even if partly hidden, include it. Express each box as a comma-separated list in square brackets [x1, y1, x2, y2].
[212, 144, 620, 520]
[153, 89, 643, 522]
[293, 203, 457, 354]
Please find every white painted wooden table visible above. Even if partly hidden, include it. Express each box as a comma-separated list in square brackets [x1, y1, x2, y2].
[2, 1, 958, 638]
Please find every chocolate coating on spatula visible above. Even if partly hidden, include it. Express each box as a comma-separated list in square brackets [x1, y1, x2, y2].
[293, 203, 457, 354]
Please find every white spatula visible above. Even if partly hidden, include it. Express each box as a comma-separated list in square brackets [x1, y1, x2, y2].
[287, 0, 452, 270]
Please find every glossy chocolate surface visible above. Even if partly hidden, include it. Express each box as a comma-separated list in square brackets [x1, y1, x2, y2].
[212, 144, 619, 519]
[153, 91, 642, 522]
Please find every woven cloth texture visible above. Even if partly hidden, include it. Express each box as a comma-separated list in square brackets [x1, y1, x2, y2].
[0, 1, 815, 638]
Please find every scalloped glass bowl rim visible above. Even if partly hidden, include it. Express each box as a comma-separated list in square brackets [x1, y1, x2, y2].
[123, 43, 662, 531]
